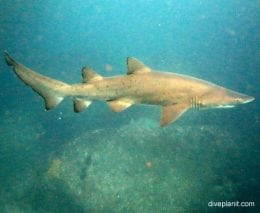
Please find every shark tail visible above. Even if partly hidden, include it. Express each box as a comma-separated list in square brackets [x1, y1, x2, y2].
[4, 51, 70, 110]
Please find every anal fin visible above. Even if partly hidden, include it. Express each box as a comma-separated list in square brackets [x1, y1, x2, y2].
[44, 95, 64, 110]
[74, 99, 92, 112]
[107, 98, 134, 112]
[160, 103, 189, 126]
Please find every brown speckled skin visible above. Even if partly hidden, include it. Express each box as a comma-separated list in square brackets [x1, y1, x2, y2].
[4, 52, 254, 125]
[70, 71, 253, 108]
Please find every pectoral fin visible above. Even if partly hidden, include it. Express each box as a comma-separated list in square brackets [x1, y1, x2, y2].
[107, 98, 134, 112]
[160, 104, 189, 126]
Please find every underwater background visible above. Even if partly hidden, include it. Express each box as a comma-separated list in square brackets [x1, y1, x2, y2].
[0, 0, 259, 212]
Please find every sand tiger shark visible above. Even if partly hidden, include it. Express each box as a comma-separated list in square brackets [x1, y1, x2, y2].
[4, 51, 254, 126]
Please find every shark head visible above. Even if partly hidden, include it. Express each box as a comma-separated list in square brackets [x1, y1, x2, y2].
[200, 87, 255, 109]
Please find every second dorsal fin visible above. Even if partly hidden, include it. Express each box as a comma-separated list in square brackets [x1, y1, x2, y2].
[82, 67, 103, 83]
[127, 57, 151, 75]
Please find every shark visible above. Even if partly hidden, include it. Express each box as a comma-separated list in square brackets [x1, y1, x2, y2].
[3, 51, 254, 126]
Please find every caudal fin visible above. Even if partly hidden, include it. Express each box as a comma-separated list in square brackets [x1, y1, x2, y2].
[4, 51, 70, 110]
[4, 51, 17, 66]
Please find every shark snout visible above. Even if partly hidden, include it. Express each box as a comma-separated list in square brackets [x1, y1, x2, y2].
[234, 93, 255, 105]
[225, 89, 255, 106]
[241, 95, 255, 104]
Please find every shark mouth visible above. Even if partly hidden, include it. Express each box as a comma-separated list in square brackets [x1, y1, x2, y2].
[215, 105, 235, 109]
[242, 97, 255, 104]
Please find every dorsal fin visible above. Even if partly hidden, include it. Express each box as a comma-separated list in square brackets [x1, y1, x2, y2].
[82, 67, 103, 83]
[127, 57, 151, 75]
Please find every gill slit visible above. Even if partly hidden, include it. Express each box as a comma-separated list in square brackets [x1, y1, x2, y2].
[191, 96, 201, 109]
